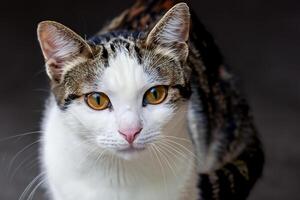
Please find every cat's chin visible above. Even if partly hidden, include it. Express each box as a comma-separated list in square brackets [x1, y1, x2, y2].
[114, 146, 146, 160]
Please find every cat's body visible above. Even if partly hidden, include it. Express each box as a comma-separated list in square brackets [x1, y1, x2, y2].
[37, 1, 264, 200]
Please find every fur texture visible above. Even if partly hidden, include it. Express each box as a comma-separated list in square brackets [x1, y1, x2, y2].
[36, 1, 264, 200]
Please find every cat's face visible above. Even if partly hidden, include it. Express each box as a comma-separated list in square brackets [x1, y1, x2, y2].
[38, 3, 191, 159]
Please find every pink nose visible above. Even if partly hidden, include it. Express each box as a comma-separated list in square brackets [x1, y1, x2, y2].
[118, 127, 142, 144]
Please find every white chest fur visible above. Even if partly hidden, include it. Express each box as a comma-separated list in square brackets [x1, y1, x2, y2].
[41, 104, 198, 200]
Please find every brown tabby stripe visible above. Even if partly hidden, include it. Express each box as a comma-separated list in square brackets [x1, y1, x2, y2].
[199, 144, 264, 200]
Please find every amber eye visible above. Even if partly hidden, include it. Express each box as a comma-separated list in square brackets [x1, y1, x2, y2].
[85, 92, 110, 110]
[143, 85, 168, 105]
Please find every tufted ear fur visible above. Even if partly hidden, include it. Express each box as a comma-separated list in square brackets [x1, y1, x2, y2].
[146, 3, 190, 61]
[37, 21, 92, 82]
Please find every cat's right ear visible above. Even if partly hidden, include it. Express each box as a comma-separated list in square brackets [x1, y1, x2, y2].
[37, 21, 92, 82]
[145, 3, 190, 61]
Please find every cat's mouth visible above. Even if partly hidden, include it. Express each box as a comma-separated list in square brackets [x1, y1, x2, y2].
[117, 146, 145, 153]
[115, 145, 146, 159]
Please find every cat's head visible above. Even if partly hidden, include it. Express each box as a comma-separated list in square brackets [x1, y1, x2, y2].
[38, 3, 191, 159]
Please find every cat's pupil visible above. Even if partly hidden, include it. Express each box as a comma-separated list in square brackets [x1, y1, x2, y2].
[151, 88, 158, 99]
[93, 94, 101, 105]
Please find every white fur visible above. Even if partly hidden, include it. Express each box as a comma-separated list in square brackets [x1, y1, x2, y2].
[41, 49, 198, 200]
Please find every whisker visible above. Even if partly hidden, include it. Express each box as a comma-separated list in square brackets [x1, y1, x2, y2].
[155, 144, 178, 180]
[19, 172, 45, 200]
[156, 140, 197, 168]
[156, 140, 189, 159]
[9, 139, 41, 173]
[161, 135, 192, 143]
[9, 154, 39, 182]
[27, 178, 46, 200]
[162, 139, 199, 169]
[0, 131, 41, 142]
[162, 138, 197, 160]
[150, 144, 169, 199]
[155, 143, 180, 170]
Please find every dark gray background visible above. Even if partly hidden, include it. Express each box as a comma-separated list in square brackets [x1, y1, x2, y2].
[0, 0, 299, 199]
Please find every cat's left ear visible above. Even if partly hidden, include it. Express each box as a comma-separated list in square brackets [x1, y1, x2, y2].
[146, 3, 190, 61]
[37, 21, 93, 82]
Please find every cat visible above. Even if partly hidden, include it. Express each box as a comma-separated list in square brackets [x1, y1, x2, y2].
[36, 0, 264, 200]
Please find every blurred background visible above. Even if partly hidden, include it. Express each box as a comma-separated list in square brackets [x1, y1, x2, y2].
[0, 0, 299, 199]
